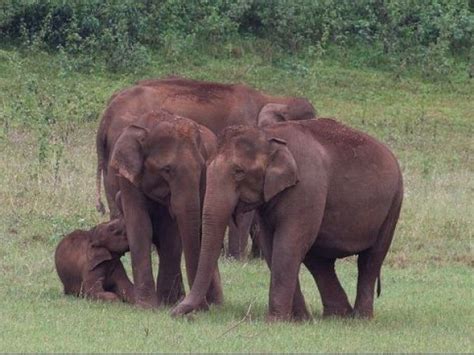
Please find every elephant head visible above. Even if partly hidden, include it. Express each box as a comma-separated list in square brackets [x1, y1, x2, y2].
[87, 219, 129, 270]
[257, 97, 316, 127]
[172, 126, 298, 315]
[109, 111, 214, 288]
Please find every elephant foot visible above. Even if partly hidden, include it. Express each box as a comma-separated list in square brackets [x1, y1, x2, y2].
[265, 312, 293, 323]
[117, 288, 135, 304]
[292, 308, 312, 322]
[157, 275, 185, 306]
[352, 308, 374, 319]
[170, 294, 210, 317]
[92, 291, 120, 302]
[292, 297, 312, 322]
[323, 305, 353, 318]
[136, 301, 157, 309]
[135, 295, 160, 309]
[158, 290, 185, 306]
[170, 300, 200, 317]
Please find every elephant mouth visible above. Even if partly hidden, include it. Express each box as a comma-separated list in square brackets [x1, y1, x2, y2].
[146, 190, 171, 207]
[232, 200, 261, 225]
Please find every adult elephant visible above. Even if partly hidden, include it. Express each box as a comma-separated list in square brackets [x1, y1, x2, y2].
[101, 109, 222, 308]
[96, 77, 317, 259]
[135, 77, 316, 134]
[172, 118, 403, 321]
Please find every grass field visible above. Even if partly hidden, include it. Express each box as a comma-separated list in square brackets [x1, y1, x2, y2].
[0, 46, 472, 352]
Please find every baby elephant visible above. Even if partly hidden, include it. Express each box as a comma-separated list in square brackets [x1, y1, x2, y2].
[55, 218, 134, 303]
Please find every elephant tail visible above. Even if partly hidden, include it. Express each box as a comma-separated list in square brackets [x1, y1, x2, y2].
[95, 122, 107, 215]
[376, 274, 381, 298]
[376, 174, 403, 300]
[96, 163, 106, 215]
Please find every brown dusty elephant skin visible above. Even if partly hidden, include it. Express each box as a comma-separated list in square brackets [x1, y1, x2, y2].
[96, 78, 316, 213]
[172, 118, 403, 321]
[135, 77, 317, 132]
[103, 110, 223, 309]
[54, 218, 134, 303]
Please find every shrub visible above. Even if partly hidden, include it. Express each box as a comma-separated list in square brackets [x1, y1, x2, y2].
[0, 0, 471, 75]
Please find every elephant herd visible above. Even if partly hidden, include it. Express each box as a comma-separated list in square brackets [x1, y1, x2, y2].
[55, 77, 403, 321]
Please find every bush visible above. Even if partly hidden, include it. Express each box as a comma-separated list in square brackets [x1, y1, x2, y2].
[0, 0, 471, 75]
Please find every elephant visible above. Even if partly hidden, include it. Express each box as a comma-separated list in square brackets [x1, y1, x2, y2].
[101, 109, 222, 309]
[134, 77, 316, 134]
[226, 212, 263, 260]
[96, 77, 317, 261]
[96, 78, 316, 213]
[171, 118, 403, 321]
[54, 217, 134, 303]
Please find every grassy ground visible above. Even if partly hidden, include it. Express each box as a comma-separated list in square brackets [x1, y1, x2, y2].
[0, 47, 472, 352]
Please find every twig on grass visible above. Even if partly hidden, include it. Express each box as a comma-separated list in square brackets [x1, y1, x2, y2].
[218, 302, 253, 338]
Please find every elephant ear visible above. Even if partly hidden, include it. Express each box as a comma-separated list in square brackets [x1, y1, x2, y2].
[263, 138, 299, 202]
[87, 243, 113, 271]
[109, 125, 148, 186]
[257, 104, 290, 127]
[197, 125, 217, 161]
[288, 98, 317, 120]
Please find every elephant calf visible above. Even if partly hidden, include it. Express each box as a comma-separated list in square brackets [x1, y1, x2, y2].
[55, 218, 134, 303]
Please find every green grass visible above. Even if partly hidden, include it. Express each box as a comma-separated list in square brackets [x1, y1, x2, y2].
[0, 46, 472, 352]
[0, 259, 471, 352]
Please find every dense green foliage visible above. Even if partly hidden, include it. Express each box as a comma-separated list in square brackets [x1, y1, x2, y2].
[1, 0, 472, 75]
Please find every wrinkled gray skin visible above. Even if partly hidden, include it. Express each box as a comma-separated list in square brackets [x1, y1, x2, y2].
[172, 118, 403, 321]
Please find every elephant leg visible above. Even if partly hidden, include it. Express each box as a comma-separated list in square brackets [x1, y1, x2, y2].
[83, 276, 119, 302]
[226, 211, 254, 260]
[109, 263, 135, 304]
[119, 179, 158, 308]
[249, 214, 264, 259]
[250, 236, 262, 258]
[353, 251, 380, 318]
[155, 215, 185, 306]
[258, 219, 310, 322]
[267, 253, 301, 322]
[93, 291, 120, 302]
[291, 279, 312, 321]
[354, 199, 401, 318]
[304, 256, 352, 317]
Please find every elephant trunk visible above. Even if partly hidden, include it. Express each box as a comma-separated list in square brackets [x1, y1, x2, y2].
[171, 182, 202, 289]
[173, 166, 237, 313]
